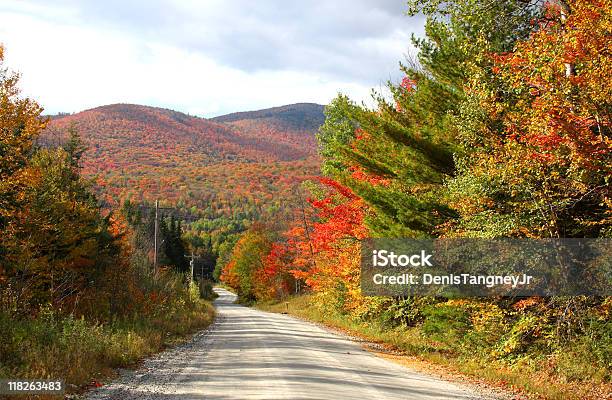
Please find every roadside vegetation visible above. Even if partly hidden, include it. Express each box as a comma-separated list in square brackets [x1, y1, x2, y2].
[0, 280, 214, 391]
[258, 295, 610, 400]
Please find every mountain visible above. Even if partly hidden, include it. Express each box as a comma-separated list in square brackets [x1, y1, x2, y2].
[44, 103, 323, 163]
[41, 103, 324, 214]
[212, 103, 325, 133]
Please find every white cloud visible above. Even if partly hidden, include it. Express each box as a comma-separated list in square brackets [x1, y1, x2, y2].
[0, 0, 423, 116]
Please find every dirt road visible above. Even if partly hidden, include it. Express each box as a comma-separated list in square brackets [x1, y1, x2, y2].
[87, 288, 501, 399]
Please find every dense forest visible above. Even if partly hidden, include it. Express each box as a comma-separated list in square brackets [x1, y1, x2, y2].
[221, 1, 611, 399]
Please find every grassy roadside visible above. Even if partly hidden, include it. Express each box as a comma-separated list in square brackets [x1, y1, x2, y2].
[256, 295, 611, 400]
[0, 296, 215, 398]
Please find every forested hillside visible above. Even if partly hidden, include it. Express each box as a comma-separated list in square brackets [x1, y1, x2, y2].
[42, 103, 322, 208]
[40, 102, 324, 281]
[212, 103, 325, 134]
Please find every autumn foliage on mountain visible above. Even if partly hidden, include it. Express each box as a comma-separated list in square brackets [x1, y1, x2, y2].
[222, 1, 611, 396]
[42, 103, 323, 210]
[40, 103, 324, 270]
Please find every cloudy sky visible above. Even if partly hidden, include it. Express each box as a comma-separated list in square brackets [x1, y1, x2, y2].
[0, 0, 425, 117]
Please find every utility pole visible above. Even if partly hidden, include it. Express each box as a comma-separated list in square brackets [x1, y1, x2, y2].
[190, 254, 194, 283]
[153, 199, 159, 276]
[185, 251, 200, 283]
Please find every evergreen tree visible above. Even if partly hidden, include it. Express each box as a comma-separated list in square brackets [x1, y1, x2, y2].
[159, 215, 188, 272]
[62, 126, 87, 168]
[317, 0, 539, 238]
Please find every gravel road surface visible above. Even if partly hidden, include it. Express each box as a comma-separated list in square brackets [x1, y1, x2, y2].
[86, 288, 501, 400]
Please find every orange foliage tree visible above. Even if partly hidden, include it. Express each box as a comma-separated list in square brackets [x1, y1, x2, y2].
[454, 0, 612, 237]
